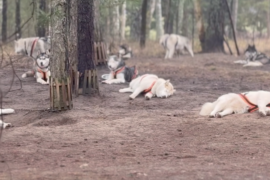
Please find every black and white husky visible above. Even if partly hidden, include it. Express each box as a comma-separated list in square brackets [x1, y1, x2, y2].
[21, 51, 51, 85]
[160, 34, 194, 59]
[14, 36, 51, 59]
[234, 45, 270, 67]
[0, 108, 15, 129]
[101, 55, 138, 84]
[107, 43, 133, 60]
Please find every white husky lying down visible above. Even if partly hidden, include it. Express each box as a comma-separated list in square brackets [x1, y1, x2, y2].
[0, 108, 15, 129]
[119, 74, 176, 100]
[200, 91, 270, 118]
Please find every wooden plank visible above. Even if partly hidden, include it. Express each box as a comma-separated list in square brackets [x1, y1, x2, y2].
[55, 78, 61, 111]
[101, 42, 107, 63]
[67, 78, 72, 109]
[50, 77, 54, 110]
[94, 42, 98, 66]
[87, 70, 92, 94]
[97, 42, 103, 65]
[61, 79, 67, 110]
[83, 70, 88, 95]
[76, 71, 80, 96]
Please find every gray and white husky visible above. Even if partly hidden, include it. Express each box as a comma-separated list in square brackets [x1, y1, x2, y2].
[21, 51, 51, 85]
[101, 55, 138, 84]
[14, 36, 51, 59]
[160, 34, 194, 59]
[107, 43, 133, 60]
[234, 44, 270, 67]
[0, 108, 15, 129]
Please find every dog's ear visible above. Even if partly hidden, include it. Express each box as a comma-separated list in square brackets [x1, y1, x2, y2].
[166, 79, 170, 83]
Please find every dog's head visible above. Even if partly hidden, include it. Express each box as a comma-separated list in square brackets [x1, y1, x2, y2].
[119, 44, 133, 60]
[107, 55, 125, 71]
[156, 79, 176, 98]
[244, 44, 257, 59]
[36, 51, 50, 69]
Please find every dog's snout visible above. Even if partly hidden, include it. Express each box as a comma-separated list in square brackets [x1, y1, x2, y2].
[40, 62, 43, 66]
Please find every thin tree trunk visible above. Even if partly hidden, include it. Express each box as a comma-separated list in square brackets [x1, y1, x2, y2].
[232, 0, 238, 36]
[120, 0, 126, 42]
[111, 4, 120, 42]
[140, 0, 148, 48]
[69, 0, 77, 70]
[268, 0, 270, 38]
[224, 0, 240, 55]
[155, 0, 163, 40]
[193, 0, 205, 50]
[15, 0, 21, 39]
[1, 0, 7, 43]
[177, 0, 185, 34]
[38, 0, 47, 37]
[146, 0, 156, 38]
[164, 0, 171, 34]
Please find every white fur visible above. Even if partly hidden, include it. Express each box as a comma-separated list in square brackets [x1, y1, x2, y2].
[200, 91, 270, 118]
[160, 34, 194, 59]
[14, 37, 50, 59]
[102, 55, 126, 84]
[21, 52, 51, 85]
[119, 74, 176, 100]
[0, 108, 14, 129]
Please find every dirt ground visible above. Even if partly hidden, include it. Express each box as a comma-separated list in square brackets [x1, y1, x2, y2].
[1, 52, 270, 180]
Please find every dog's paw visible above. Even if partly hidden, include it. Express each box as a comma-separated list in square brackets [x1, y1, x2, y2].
[119, 89, 125, 93]
[3, 123, 11, 129]
[216, 113, 222, 118]
[129, 95, 135, 100]
[21, 74, 26, 78]
[145, 96, 151, 100]
[102, 80, 111, 84]
[258, 110, 267, 117]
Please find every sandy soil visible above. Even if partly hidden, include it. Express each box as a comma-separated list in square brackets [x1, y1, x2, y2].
[1, 52, 270, 180]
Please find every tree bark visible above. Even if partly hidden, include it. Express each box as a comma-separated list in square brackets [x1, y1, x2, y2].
[164, 0, 172, 34]
[268, 0, 270, 38]
[120, 0, 126, 42]
[231, 0, 238, 36]
[146, 0, 156, 38]
[155, 0, 163, 40]
[1, 0, 7, 43]
[38, 0, 47, 37]
[176, 0, 185, 34]
[193, 0, 205, 49]
[202, 0, 225, 52]
[110, 4, 120, 42]
[15, 0, 21, 39]
[50, 0, 72, 110]
[140, 0, 148, 48]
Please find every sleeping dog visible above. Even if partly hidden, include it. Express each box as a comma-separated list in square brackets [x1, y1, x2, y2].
[21, 51, 51, 85]
[200, 90, 270, 118]
[0, 108, 15, 129]
[101, 55, 138, 84]
[119, 74, 176, 100]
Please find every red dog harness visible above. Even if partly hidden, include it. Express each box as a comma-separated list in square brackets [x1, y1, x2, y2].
[30, 38, 38, 57]
[37, 68, 47, 81]
[139, 75, 157, 93]
[239, 94, 270, 113]
[112, 66, 138, 80]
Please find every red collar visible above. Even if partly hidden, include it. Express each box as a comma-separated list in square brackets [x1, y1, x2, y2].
[30, 39, 38, 57]
[37, 68, 47, 81]
[112, 66, 125, 78]
[239, 94, 258, 113]
[139, 75, 157, 93]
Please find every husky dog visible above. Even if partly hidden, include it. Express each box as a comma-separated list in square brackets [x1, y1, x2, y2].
[119, 74, 176, 100]
[160, 34, 194, 59]
[107, 42, 133, 60]
[101, 55, 138, 84]
[21, 51, 51, 85]
[0, 108, 15, 129]
[14, 36, 51, 59]
[200, 90, 270, 118]
[234, 45, 270, 67]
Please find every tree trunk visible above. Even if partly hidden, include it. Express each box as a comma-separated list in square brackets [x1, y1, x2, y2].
[15, 0, 21, 40]
[37, 0, 47, 37]
[177, 0, 186, 34]
[140, 0, 148, 48]
[77, 0, 99, 94]
[232, 0, 238, 36]
[120, 0, 126, 42]
[193, 0, 205, 50]
[110, 4, 120, 42]
[50, 0, 72, 111]
[1, 0, 7, 43]
[268, 0, 270, 38]
[146, 0, 156, 38]
[155, 0, 163, 40]
[164, 0, 172, 34]
[69, 0, 77, 70]
[202, 0, 225, 52]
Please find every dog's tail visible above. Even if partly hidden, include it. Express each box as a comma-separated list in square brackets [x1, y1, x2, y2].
[199, 102, 215, 116]
[0, 108, 15, 115]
